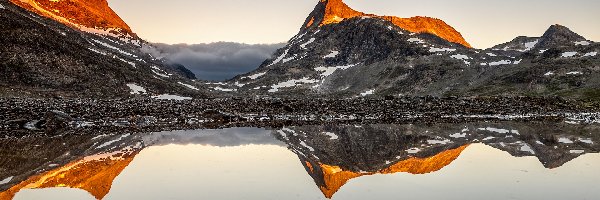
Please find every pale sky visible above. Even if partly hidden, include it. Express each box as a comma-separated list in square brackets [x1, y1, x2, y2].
[109, 0, 600, 49]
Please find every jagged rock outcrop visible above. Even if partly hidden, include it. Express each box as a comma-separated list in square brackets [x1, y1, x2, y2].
[9, 0, 134, 37]
[301, 0, 471, 47]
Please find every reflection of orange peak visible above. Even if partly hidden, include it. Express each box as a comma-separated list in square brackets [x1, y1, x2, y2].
[0, 152, 138, 200]
[305, 0, 472, 48]
[317, 144, 469, 198]
[9, 0, 134, 36]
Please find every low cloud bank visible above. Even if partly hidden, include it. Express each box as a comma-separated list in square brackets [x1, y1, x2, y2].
[144, 42, 285, 81]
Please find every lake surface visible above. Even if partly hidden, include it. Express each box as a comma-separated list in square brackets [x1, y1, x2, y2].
[2, 123, 600, 200]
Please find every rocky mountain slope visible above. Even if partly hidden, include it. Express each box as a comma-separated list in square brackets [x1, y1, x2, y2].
[228, 0, 599, 100]
[0, 0, 203, 98]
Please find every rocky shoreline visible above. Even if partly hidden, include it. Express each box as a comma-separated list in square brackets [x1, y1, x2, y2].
[1, 96, 599, 137]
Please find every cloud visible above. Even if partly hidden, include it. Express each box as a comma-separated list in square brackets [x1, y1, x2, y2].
[144, 42, 285, 81]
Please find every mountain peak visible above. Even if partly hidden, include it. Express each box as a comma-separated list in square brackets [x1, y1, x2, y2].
[301, 0, 471, 48]
[538, 24, 586, 47]
[9, 0, 135, 37]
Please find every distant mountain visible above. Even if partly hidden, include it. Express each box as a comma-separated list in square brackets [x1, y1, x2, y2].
[0, 0, 203, 98]
[227, 0, 599, 100]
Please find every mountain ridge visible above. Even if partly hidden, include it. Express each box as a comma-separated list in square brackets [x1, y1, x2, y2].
[301, 0, 472, 47]
[9, 0, 135, 37]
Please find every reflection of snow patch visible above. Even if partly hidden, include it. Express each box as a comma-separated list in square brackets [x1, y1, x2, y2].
[558, 137, 574, 144]
[578, 138, 594, 144]
[96, 134, 130, 149]
[300, 141, 315, 151]
[427, 139, 451, 145]
[478, 127, 511, 134]
[520, 144, 535, 154]
[449, 133, 467, 138]
[408, 38, 425, 44]
[0, 176, 13, 185]
[406, 148, 421, 154]
[323, 132, 339, 140]
[561, 52, 578, 58]
[570, 150, 585, 154]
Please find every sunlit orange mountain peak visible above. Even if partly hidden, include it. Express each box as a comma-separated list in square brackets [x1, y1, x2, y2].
[0, 151, 138, 200]
[302, 0, 472, 48]
[304, 145, 469, 199]
[9, 0, 134, 37]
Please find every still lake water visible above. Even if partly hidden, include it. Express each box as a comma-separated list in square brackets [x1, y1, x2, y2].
[3, 123, 600, 200]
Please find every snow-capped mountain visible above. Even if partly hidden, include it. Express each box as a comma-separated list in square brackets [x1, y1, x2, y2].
[228, 0, 599, 99]
[0, 0, 203, 98]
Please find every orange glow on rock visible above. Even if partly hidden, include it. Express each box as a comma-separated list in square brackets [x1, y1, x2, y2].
[0, 152, 138, 200]
[9, 0, 134, 36]
[315, 144, 469, 198]
[307, 0, 472, 48]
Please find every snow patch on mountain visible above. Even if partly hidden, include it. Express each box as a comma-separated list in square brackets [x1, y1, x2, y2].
[360, 89, 375, 96]
[574, 41, 591, 46]
[268, 49, 290, 67]
[178, 82, 199, 91]
[151, 66, 171, 78]
[524, 40, 539, 51]
[315, 64, 356, 77]
[583, 52, 597, 57]
[244, 72, 267, 80]
[562, 52, 578, 58]
[268, 78, 319, 93]
[324, 51, 340, 58]
[127, 84, 146, 95]
[88, 48, 107, 55]
[213, 87, 236, 92]
[300, 38, 316, 48]
[566, 71, 583, 75]
[152, 94, 192, 100]
[92, 39, 133, 57]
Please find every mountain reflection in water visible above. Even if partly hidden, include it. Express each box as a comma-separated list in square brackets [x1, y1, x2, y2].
[1, 123, 599, 200]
